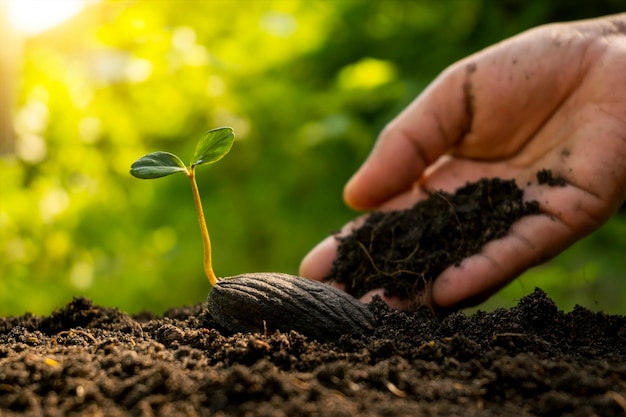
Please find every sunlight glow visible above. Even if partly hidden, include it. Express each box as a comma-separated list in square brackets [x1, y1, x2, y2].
[7, 0, 87, 35]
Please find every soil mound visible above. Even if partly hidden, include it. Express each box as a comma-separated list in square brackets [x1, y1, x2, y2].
[1, 291, 625, 416]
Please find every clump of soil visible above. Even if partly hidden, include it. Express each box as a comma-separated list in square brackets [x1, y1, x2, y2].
[1, 292, 625, 416]
[324, 177, 540, 300]
[537, 168, 567, 187]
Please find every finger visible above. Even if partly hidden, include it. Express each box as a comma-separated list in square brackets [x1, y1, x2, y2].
[299, 235, 339, 281]
[344, 67, 469, 210]
[299, 213, 370, 281]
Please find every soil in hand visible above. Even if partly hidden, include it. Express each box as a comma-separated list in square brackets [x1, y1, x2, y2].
[324, 177, 541, 302]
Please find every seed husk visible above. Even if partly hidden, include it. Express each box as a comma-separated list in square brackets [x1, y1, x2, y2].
[207, 272, 375, 342]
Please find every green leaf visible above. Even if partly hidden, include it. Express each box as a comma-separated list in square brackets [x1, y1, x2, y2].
[191, 127, 235, 167]
[130, 151, 188, 179]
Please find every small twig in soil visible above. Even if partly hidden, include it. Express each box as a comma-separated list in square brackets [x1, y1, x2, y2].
[434, 192, 465, 251]
[389, 242, 421, 264]
[368, 220, 386, 252]
[53, 330, 98, 345]
[356, 240, 384, 276]
[606, 391, 626, 412]
[382, 378, 407, 398]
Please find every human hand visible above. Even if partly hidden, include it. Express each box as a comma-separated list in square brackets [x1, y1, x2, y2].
[300, 14, 626, 310]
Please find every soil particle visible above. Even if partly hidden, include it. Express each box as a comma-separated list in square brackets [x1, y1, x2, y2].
[537, 169, 567, 186]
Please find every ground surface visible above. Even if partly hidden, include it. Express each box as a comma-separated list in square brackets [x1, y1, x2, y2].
[1, 293, 625, 416]
[1, 175, 625, 416]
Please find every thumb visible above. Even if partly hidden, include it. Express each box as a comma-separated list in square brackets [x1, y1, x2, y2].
[344, 63, 471, 210]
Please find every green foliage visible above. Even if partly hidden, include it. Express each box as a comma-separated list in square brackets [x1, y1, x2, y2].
[192, 127, 235, 168]
[130, 152, 187, 179]
[1, 0, 624, 316]
[129, 127, 234, 179]
[128, 126, 235, 286]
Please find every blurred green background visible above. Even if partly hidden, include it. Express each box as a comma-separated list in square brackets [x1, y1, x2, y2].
[1, 0, 624, 317]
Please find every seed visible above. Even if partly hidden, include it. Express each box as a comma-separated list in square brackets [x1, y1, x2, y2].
[207, 272, 375, 342]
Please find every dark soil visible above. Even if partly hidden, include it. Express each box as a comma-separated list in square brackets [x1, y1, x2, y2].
[1, 293, 625, 416]
[1, 175, 625, 416]
[537, 168, 568, 187]
[324, 177, 540, 302]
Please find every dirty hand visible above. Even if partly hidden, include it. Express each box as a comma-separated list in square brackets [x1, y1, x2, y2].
[300, 14, 626, 310]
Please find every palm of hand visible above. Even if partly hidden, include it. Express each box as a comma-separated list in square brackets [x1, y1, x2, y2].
[301, 15, 626, 310]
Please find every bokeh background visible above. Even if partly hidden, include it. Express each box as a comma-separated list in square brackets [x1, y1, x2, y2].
[1, 0, 624, 316]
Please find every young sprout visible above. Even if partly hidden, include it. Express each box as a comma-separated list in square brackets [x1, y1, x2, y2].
[129, 126, 375, 342]
[129, 127, 235, 287]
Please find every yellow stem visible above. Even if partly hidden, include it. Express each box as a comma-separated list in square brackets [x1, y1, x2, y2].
[187, 167, 217, 286]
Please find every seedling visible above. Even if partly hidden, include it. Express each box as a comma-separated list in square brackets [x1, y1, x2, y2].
[129, 127, 375, 342]
[130, 126, 235, 287]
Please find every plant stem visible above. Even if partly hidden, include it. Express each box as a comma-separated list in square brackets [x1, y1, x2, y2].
[187, 167, 217, 286]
